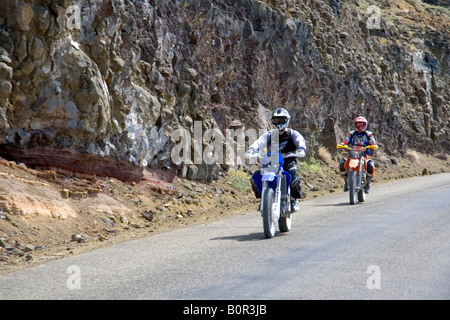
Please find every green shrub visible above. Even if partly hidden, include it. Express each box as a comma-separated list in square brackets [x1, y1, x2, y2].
[228, 168, 251, 192]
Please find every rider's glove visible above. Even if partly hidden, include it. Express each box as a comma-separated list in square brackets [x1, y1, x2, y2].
[245, 147, 257, 158]
[293, 148, 306, 158]
[285, 148, 305, 158]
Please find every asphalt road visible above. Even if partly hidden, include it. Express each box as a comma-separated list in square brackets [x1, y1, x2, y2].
[1, 173, 449, 301]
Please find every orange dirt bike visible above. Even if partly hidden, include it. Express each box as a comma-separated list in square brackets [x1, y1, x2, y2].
[337, 144, 378, 205]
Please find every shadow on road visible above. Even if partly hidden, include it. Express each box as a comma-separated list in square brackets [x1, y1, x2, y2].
[302, 202, 349, 207]
[210, 232, 263, 242]
[210, 232, 290, 242]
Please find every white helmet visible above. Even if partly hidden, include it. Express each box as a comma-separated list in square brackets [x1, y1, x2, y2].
[271, 108, 290, 131]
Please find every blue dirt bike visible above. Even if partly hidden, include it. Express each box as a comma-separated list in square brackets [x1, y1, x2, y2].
[248, 151, 304, 238]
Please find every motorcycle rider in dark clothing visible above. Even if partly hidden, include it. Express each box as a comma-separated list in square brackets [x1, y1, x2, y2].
[338, 116, 378, 194]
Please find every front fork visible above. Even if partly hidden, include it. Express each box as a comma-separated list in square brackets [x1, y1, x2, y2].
[273, 173, 282, 221]
[350, 157, 366, 191]
[359, 157, 367, 189]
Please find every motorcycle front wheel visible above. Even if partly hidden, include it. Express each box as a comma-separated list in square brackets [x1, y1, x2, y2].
[348, 171, 357, 205]
[262, 188, 276, 238]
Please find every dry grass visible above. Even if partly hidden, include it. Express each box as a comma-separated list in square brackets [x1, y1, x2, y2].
[375, 149, 390, 163]
[317, 145, 333, 165]
[406, 149, 421, 164]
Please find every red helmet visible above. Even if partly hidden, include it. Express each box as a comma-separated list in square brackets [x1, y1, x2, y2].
[355, 116, 367, 132]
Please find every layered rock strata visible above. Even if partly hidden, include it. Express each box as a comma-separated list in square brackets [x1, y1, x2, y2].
[0, 0, 448, 181]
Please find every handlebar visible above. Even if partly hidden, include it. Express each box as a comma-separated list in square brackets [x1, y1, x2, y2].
[245, 149, 306, 159]
[282, 150, 306, 158]
[336, 144, 378, 151]
[245, 152, 263, 160]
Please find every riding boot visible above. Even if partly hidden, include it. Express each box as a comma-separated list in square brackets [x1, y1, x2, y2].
[343, 175, 349, 191]
[290, 199, 300, 212]
[364, 177, 372, 194]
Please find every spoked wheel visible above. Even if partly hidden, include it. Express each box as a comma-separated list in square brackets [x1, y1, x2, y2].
[262, 188, 276, 238]
[348, 171, 357, 205]
[358, 188, 366, 202]
[279, 213, 292, 233]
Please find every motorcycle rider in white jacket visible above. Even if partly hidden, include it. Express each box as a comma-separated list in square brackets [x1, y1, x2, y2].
[246, 108, 306, 212]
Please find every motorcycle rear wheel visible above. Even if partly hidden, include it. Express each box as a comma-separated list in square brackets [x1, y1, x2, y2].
[262, 188, 276, 238]
[358, 189, 366, 202]
[348, 171, 357, 205]
[279, 214, 292, 233]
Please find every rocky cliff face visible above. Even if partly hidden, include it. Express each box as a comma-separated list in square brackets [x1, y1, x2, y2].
[0, 0, 448, 181]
